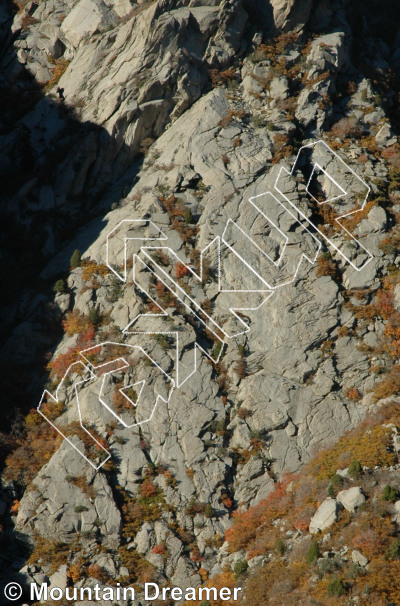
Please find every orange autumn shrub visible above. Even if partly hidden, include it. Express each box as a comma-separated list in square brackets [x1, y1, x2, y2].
[175, 262, 190, 278]
[183, 569, 238, 606]
[62, 310, 93, 336]
[141, 478, 158, 499]
[46, 346, 81, 380]
[309, 421, 396, 479]
[366, 557, 400, 604]
[225, 479, 292, 552]
[87, 563, 110, 583]
[372, 364, 400, 402]
[346, 387, 362, 401]
[81, 260, 109, 282]
[3, 420, 61, 486]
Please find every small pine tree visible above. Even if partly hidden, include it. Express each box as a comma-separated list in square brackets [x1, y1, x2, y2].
[330, 473, 343, 488]
[386, 538, 400, 560]
[348, 460, 362, 479]
[328, 483, 335, 498]
[89, 306, 102, 327]
[327, 578, 345, 597]
[204, 504, 214, 519]
[233, 559, 248, 578]
[382, 485, 398, 503]
[184, 208, 193, 225]
[213, 341, 223, 359]
[306, 540, 320, 565]
[70, 249, 81, 269]
[274, 537, 286, 555]
[109, 276, 123, 302]
[53, 279, 66, 294]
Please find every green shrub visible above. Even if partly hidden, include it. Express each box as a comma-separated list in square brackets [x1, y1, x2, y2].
[274, 537, 286, 555]
[184, 209, 193, 225]
[213, 341, 224, 359]
[74, 505, 88, 513]
[233, 559, 248, 578]
[346, 562, 363, 579]
[348, 460, 362, 479]
[318, 555, 342, 576]
[152, 334, 170, 351]
[386, 538, 400, 560]
[108, 276, 124, 302]
[53, 279, 66, 294]
[114, 436, 126, 445]
[70, 249, 82, 269]
[81, 530, 96, 539]
[204, 504, 214, 518]
[211, 419, 226, 435]
[382, 485, 398, 503]
[330, 473, 343, 488]
[327, 577, 345, 597]
[306, 540, 320, 565]
[89, 306, 102, 327]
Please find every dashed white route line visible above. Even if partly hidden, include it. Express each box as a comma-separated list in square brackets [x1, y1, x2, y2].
[123, 254, 225, 386]
[137, 242, 273, 338]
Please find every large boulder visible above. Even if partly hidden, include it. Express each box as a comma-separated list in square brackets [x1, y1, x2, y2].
[309, 497, 340, 534]
[351, 550, 368, 567]
[337, 487, 366, 513]
[270, 0, 313, 32]
[394, 284, 400, 312]
[61, 0, 118, 50]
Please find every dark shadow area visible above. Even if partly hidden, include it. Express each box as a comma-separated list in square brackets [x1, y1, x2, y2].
[347, 0, 400, 132]
[0, 0, 399, 595]
[0, 1, 144, 444]
[0, 4, 147, 591]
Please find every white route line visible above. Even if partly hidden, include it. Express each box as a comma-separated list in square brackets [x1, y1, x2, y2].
[224, 191, 322, 290]
[138, 243, 273, 337]
[40, 140, 375, 467]
[306, 162, 347, 205]
[124, 254, 224, 387]
[79, 342, 174, 427]
[37, 361, 111, 470]
[275, 139, 373, 271]
[106, 219, 167, 282]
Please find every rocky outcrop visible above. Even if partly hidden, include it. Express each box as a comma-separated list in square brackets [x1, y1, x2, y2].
[17, 441, 121, 549]
[337, 487, 366, 513]
[2, 0, 400, 600]
[270, 0, 313, 32]
[309, 497, 340, 533]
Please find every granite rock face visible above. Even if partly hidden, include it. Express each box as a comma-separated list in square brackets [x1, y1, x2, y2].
[309, 497, 340, 534]
[270, 0, 313, 32]
[336, 487, 366, 513]
[1, 0, 400, 599]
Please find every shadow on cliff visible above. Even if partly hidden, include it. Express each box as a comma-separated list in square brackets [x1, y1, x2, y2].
[0, 4, 149, 590]
[0, 2, 146, 444]
[1, 0, 400, 463]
